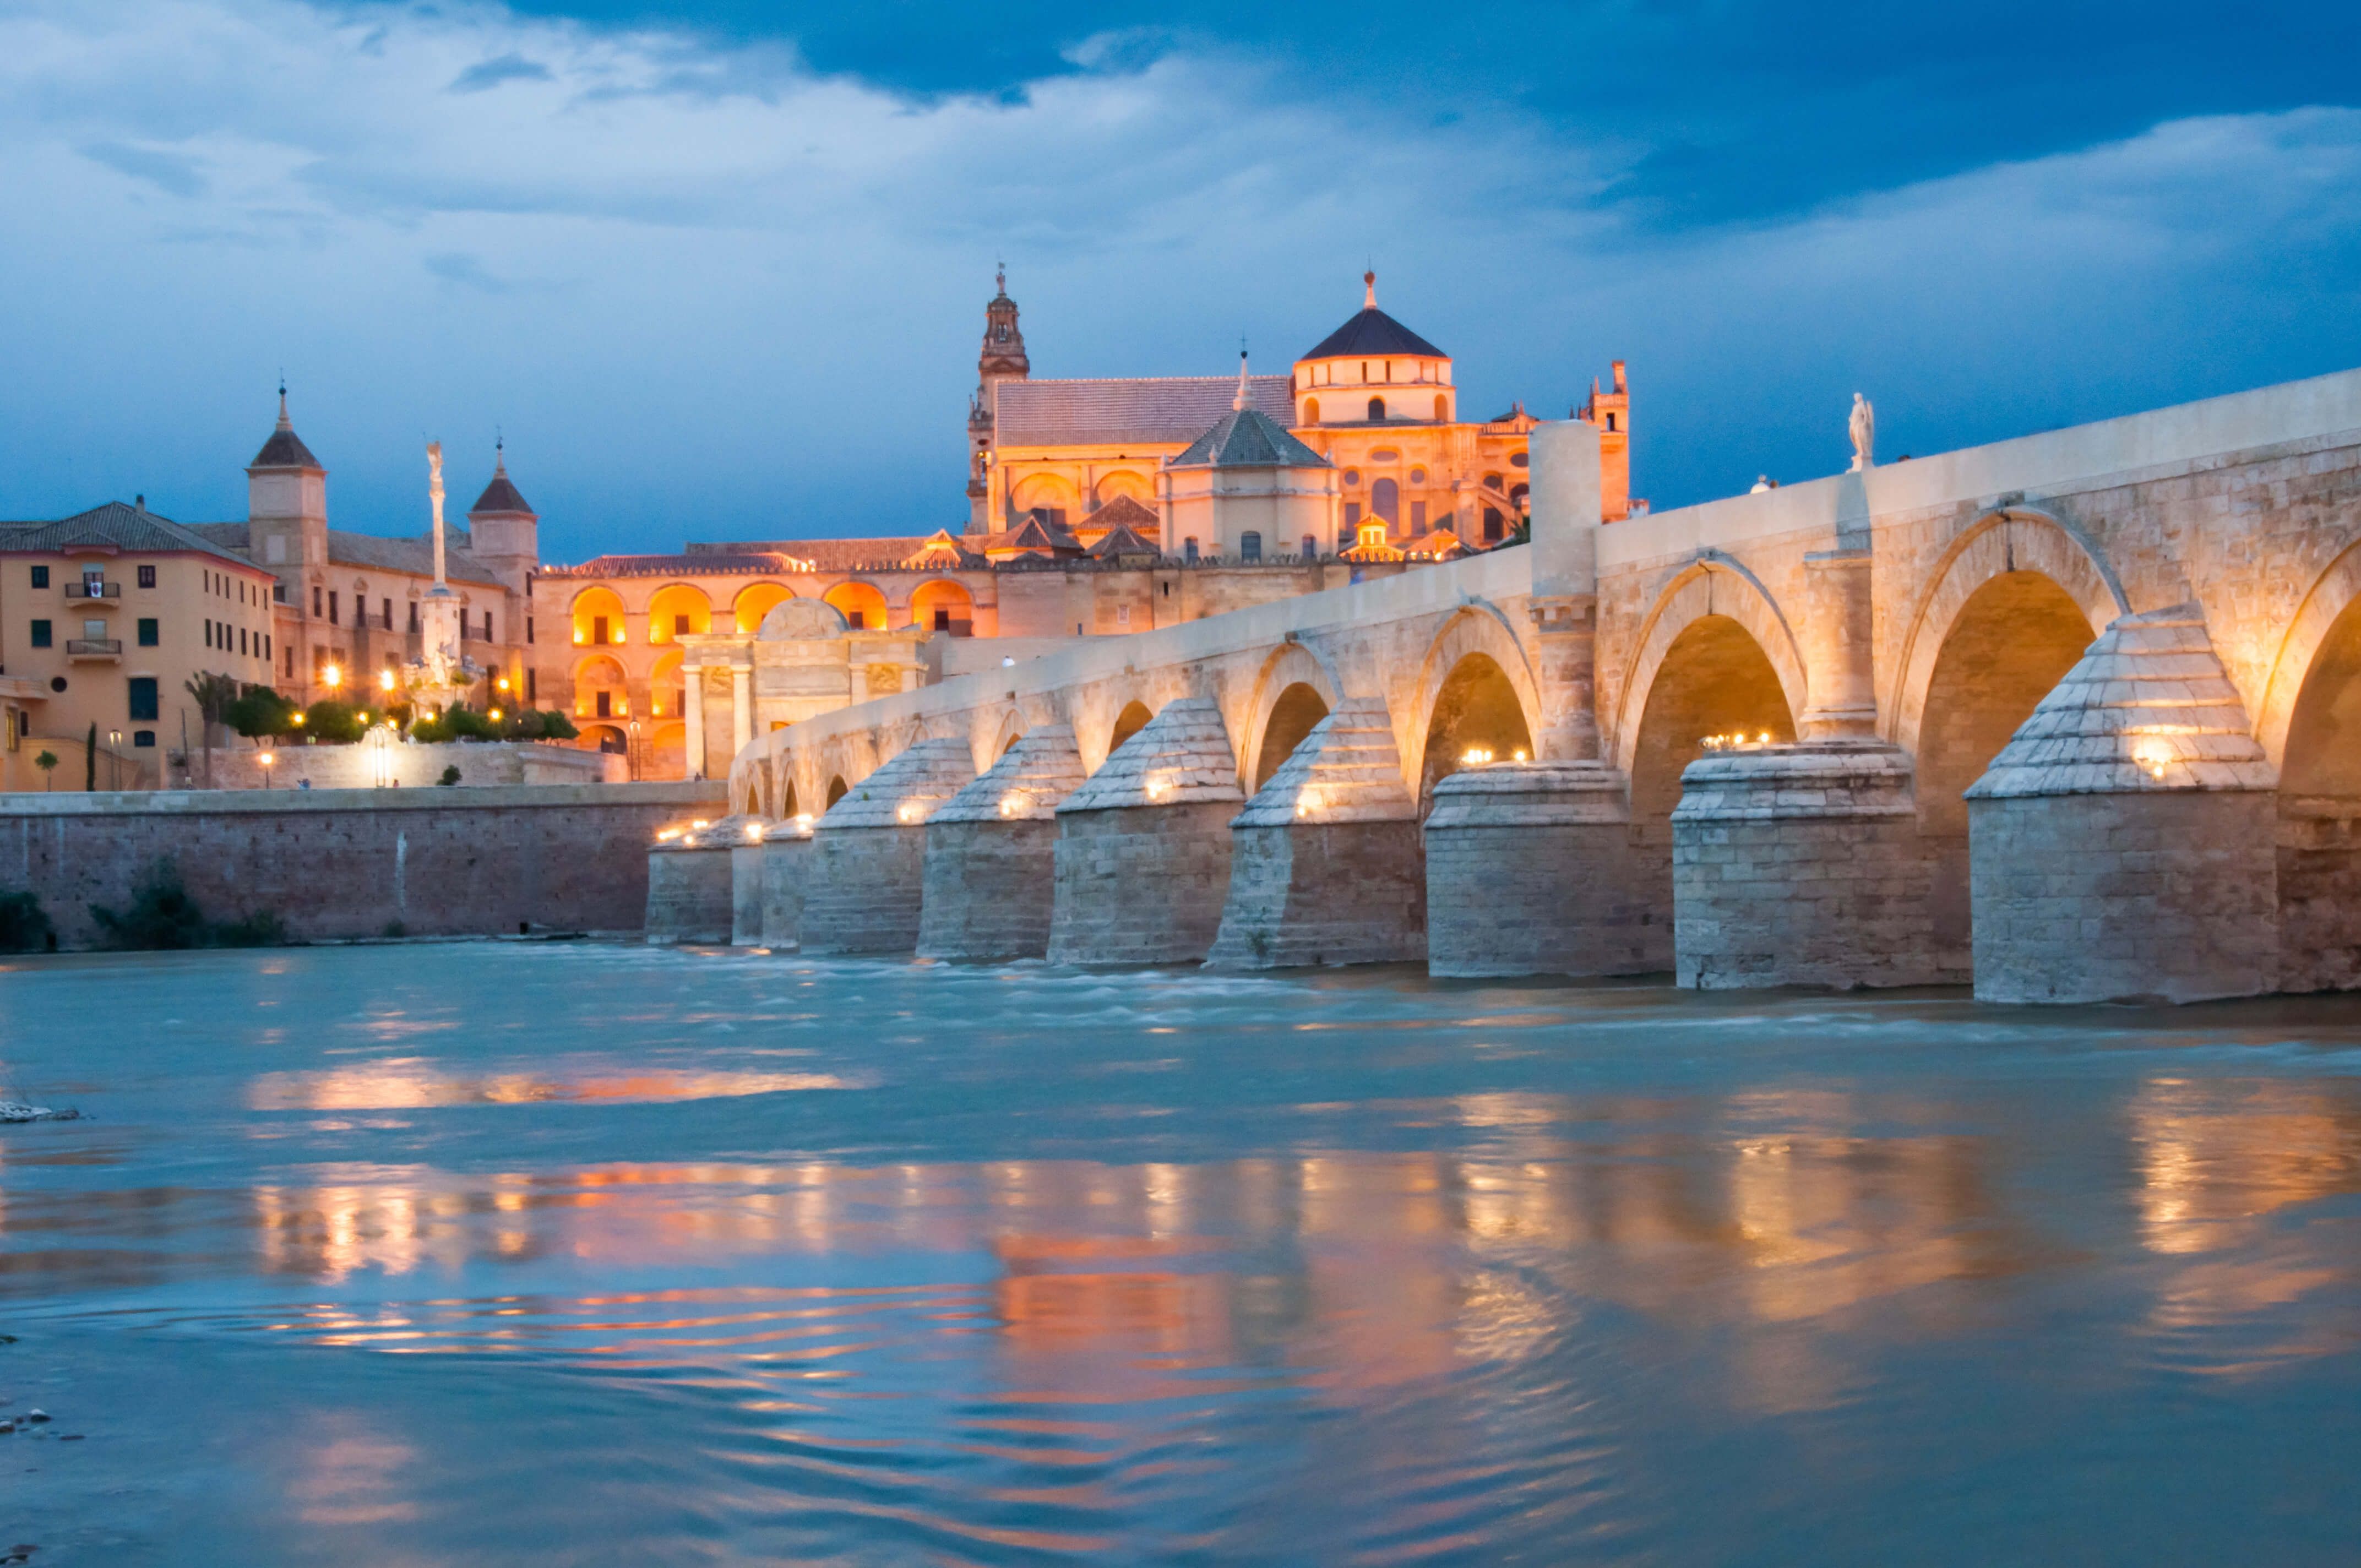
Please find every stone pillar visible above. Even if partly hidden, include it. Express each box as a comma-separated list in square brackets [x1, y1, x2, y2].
[1424, 421, 1660, 979]
[1527, 419, 1603, 762]
[1047, 698, 1244, 965]
[731, 664, 754, 760]
[758, 818, 813, 949]
[683, 665, 707, 780]
[1209, 698, 1424, 969]
[918, 725, 1086, 961]
[1797, 549, 1878, 739]
[798, 737, 976, 956]
[1672, 741, 1961, 989]
[1425, 761, 1671, 978]
[644, 818, 736, 944]
[1967, 604, 2280, 1004]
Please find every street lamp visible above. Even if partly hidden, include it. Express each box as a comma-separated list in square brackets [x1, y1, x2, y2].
[258, 749, 275, 788]
[379, 668, 396, 694]
[322, 663, 342, 693]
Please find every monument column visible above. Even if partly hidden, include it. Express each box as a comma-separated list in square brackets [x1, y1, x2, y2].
[683, 663, 708, 779]
[731, 665, 754, 760]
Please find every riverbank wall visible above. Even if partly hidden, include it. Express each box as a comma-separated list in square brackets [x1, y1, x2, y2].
[0, 781, 726, 948]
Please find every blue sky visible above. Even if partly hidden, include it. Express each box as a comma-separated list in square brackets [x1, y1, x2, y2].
[2, 0, 2357, 559]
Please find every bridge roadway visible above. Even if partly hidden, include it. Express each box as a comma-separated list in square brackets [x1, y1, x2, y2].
[721, 365, 2361, 1002]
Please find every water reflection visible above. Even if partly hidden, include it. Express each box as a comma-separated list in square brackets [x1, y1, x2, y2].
[248, 1060, 861, 1110]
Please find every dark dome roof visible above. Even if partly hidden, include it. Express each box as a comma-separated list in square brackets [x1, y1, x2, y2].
[249, 392, 322, 470]
[1301, 307, 1446, 363]
[470, 469, 534, 516]
[1169, 406, 1330, 470]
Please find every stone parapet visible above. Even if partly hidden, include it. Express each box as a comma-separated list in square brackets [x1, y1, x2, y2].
[1672, 741, 1962, 989]
[919, 726, 1085, 961]
[1423, 760, 1671, 978]
[646, 815, 761, 944]
[1048, 699, 1243, 965]
[1210, 699, 1424, 968]
[1967, 603, 2281, 1003]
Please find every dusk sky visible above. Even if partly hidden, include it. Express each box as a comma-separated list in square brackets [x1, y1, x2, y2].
[5, 0, 2358, 559]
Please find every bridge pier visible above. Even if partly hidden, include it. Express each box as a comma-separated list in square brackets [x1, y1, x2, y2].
[1672, 742, 1963, 989]
[1967, 605, 2281, 1004]
[757, 817, 813, 948]
[1424, 761, 1669, 978]
[644, 818, 739, 944]
[1047, 698, 1244, 966]
[799, 737, 976, 956]
[730, 821, 773, 945]
[918, 725, 1086, 961]
[1208, 697, 1424, 969]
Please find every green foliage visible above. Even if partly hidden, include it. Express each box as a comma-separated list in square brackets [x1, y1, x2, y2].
[32, 751, 57, 774]
[90, 858, 293, 951]
[183, 671, 240, 726]
[438, 765, 462, 787]
[302, 700, 367, 744]
[91, 858, 209, 949]
[225, 684, 300, 739]
[532, 710, 579, 741]
[0, 890, 54, 954]
[84, 722, 96, 790]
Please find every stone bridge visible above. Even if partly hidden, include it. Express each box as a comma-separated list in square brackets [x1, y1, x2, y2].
[728, 366, 2361, 1002]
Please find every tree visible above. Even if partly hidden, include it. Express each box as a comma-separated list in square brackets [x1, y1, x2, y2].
[301, 700, 366, 744]
[225, 684, 298, 741]
[184, 670, 240, 788]
[84, 721, 96, 791]
[32, 750, 57, 791]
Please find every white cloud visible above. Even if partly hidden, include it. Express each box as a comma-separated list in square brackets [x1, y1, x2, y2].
[0, 0, 2354, 551]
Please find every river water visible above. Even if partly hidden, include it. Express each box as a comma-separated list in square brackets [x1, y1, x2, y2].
[3, 944, 2359, 1564]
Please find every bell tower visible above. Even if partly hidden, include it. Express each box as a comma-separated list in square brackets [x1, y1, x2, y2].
[246, 383, 327, 586]
[969, 265, 1031, 529]
[1579, 361, 1633, 522]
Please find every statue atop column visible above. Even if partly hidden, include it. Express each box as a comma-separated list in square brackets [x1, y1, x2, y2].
[1848, 393, 1876, 472]
[405, 440, 480, 710]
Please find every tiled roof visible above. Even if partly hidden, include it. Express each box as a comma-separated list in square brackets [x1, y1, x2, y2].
[250, 398, 323, 470]
[994, 375, 1294, 447]
[1085, 522, 1161, 559]
[1168, 407, 1330, 470]
[1301, 307, 1447, 362]
[931, 725, 1086, 824]
[1080, 494, 1158, 533]
[322, 528, 504, 589]
[1966, 603, 2277, 798]
[0, 502, 269, 570]
[469, 461, 534, 516]
[681, 538, 950, 572]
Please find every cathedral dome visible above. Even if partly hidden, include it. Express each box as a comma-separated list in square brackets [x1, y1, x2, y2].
[1291, 273, 1454, 427]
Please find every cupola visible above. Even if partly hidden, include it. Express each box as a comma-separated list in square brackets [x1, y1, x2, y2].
[1292, 272, 1454, 426]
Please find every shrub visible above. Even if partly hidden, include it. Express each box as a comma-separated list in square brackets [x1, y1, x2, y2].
[534, 710, 579, 741]
[438, 765, 462, 786]
[302, 700, 367, 744]
[0, 890, 53, 954]
[226, 685, 300, 739]
[89, 858, 293, 951]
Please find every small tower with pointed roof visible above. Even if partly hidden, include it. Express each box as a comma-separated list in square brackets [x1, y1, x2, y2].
[1161, 352, 1339, 561]
[466, 437, 541, 594]
[246, 383, 328, 583]
[968, 265, 1031, 531]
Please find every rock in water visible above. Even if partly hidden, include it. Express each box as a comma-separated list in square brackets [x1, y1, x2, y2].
[0, 1102, 78, 1123]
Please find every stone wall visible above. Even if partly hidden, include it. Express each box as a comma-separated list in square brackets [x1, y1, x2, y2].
[647, 843, 734, 944]
[1206, 821, 1424, 968]
[0, 780, 725, 949]
[800, 827, 930, 954]
[178, 741, 625, 791]
[759, 834, 811, 948]
[2277, 799, 2361, 992]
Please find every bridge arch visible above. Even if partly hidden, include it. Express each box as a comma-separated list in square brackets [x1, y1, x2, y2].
[1106, 699, 1155, 761]
[1613, 559, 1807, 778]
[1890, 508, 2125, 760]
[1241, 643, 1343, 791]
[2257, 538, 2361, 770]
[1406, 605, 1541, 808]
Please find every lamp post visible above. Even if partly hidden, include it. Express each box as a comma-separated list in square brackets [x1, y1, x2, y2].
[107, 729, 122, 791]
[258, 749, 275, 790]
[628, 718, 641, 782]
[322, 663, 342, 695]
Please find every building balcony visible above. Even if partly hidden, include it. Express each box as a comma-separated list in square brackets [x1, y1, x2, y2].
[64, 582, 122, 601]
[67, 638, 123, 660]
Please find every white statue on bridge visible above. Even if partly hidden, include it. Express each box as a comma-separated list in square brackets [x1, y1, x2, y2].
[1849, 393, 1875, 472]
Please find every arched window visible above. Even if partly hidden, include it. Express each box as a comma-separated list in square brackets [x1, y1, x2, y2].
[1433, 394, 1448, 420]
[1302, 533, 1318, 560]
[1483, 472, 1504, 492]
[1240, 531, 1262, 562]
[1483, 507, 1505, 542]
[1510, 451, 1530, 468]
[1184, 537, 1200, 563]
[1372, 478, 1400, 524]
[1303, 398, 1320, 424]
[1606, 413, 1618, 431]
[1367, 396, 1386, 422]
